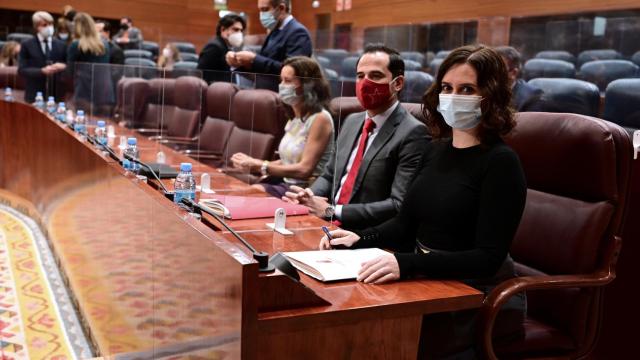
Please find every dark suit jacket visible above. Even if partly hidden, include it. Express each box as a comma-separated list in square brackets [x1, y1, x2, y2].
[18, 36, 67, 102]
[253, 17, 312, 75]
[310, 104, 429, 230]
[512, 79, 544, 112]
[197, 36, 233, 83]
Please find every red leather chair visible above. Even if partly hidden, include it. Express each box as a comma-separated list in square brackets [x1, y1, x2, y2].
[479, 112, 632, 359]
[180, 82, 239, 160]
[138, 78, 176, 131]
[113, 77, 150, 128]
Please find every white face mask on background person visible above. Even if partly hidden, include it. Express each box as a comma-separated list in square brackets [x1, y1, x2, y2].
[260, 10, 278, 31]
[40, 25, 54, 39]
[162, 48, 172, 58]
[58, 33, 69, 40]
[278, 83, 302, 106]
[437, 94, 483, 130]
[227, 32, 243, 48]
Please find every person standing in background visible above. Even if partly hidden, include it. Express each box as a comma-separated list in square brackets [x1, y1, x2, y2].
[0, 41, 21, 67]
[18, 11, 67, 102]
[198, 13, 246, 83]
[157, 43, 182, 70]
[226, 0, 312, 89]
[114, 17, 143, 50]
[95, 20, 125, 65]
[55, 17, 72, 45]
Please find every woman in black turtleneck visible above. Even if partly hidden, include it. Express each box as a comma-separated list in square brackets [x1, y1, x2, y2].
[321, 45, 527, 359]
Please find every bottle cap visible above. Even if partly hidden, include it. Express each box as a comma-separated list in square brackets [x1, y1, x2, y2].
[97, 120, 106, 127]
[48, 96, 54, 101]
[77, 110, 85, 115]
[5, 87, 11, 92]
[180, 162, 192, 172]
[127, 137, 137, 145]
[59, 102, 65, 107]
[36, 91, 42, 96]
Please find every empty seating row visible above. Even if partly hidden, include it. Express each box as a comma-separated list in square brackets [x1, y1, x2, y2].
[124, 49, 199, 62]
[523, 59, 639, 91]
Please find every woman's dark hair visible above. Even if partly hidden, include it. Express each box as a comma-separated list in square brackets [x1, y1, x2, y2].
[283, 56, 332, 119]
[422, 45, 515, 144]
[216, 14, 246, 37]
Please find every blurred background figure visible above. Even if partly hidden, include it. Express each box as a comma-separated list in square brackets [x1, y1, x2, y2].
[55, 17, 73, 45]
[157, 43, 182, 70]
[495, 46, 544, 112]
[67, 12, 113, 115]
[114, 17, 144, 50]
[0, 41, 21, 67]
[198, 13, 246, 83]
[95, 20, 124, 65]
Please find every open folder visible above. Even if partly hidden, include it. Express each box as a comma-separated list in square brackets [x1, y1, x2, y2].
[283, 248, 388, 282]
[198, 195, 309, 220]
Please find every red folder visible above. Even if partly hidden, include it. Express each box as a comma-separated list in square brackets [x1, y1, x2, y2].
[198, 195, 309, 220]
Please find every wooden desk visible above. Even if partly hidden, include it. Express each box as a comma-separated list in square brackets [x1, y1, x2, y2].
[0, 100, 483, 359]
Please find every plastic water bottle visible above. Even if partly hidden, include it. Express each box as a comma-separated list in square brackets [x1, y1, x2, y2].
[3, 87, 14, 102]
[123, 137, 141, 173]
[74, 110, 86, 133]
[34, 91, 44, 110]
[95, 120, 107, 145]
[174, 162, 196, 204]
[46, 96, 56, 114]
[55, 102, 66, 122]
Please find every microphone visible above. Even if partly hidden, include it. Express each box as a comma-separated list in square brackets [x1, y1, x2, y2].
[181, 197, 299, 280]
[122, 152, 175, 200]
[86, 133, 121, 163]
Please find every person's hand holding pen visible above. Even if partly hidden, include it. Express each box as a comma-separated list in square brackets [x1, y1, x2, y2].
[319, 226, 361, 250]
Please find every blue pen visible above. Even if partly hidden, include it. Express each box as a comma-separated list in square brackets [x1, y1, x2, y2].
[321, 226, 332, 240]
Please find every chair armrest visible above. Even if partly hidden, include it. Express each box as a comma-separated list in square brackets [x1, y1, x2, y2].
[148, 135, 197, 143]
[180, 149, 223, 160]
[478, 235, 621, 360]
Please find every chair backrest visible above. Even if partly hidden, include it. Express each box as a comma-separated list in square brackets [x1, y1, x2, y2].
[124, 57, 156, 67]
[523, 59, 576, 80]
[631, 51, 640, 67]
[505, 111, 631, 353]
[317, 49, 350, 72]
[166, 76, 207, 138]
[199, 82, 239, 153]
[173, 61, 198, 70]
[226, 89, 287, 160]
[401, 51, 426, 67]
[141, 78, 176, 129]
[535, 50, 576, 64]
[400, 70, 434, 103]
[329, 97, 363, 132]
[435, 50, 451, 59]
[315, 55, 331, 70]
[114, 77, 150, 127]
[429, 58, 443, 76]
[340, 56, 359, 79]
[124, 49, 153, 59]
[403, 59, 422, 71]
[7, 33, 33, 43]
[180, 53, 199, 63]
[141, 41, 159, 57]
[400, 102, 426, 125]
[579, 60, 639, 92]
[577, 49, 622, 67]
[172, 41, 196, 54]
[528, 78, 600, 117]
[603, 78, 640, 130]
[123, 58, 158, 79]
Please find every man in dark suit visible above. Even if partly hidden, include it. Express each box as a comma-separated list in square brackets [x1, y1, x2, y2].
[226, 0, 312, 89]
[285, 44, 429, 231]
[495, 46, 545, 112]
[96, 20, 125, 65]
[18, 11, 67, 103]
[197, 14, 246, 83]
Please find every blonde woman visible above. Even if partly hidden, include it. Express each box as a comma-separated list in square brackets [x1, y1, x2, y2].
[157, 43, 182, 70]
[0, 41, 20, 67]
[67, 12, 113, 113]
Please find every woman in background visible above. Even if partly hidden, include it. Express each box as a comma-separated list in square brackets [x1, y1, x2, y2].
[0, 41, 20, 67]
[157, 43, 182, 70]
[55, 17, 72, 45]
[67, 12, 113, 115]
[230, 56, 335, 198]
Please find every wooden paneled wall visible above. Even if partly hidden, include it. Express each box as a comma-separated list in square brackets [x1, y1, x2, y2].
[3, 0, 640, 50]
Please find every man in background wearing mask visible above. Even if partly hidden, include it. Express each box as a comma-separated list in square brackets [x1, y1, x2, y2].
[18, 11, 67, 103]
[114, 17, 143, 50]
[284, 44, 429, 231]
[198, 13, 246, 84]
[226, 0, 312, 90]
[96, 20, 125, 65]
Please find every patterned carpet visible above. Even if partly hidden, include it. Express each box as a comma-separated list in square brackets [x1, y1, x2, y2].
[0, 205, 92, 360]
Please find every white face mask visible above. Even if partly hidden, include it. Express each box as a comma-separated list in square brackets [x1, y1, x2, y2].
[227, 32, 243, 48]
[58, 33, 69, 40]
[437, 94, 483, 130]
[162, 48, 172, 58]
[278, 83, 301, 106]
[40, 25, 54, 39]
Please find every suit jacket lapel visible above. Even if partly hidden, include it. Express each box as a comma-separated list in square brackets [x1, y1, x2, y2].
[335, 114, 365, 186]
[349, 105, 404, 201]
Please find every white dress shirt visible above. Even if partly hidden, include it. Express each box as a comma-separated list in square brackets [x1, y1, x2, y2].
[37, 33, 52, 57]
[334, 101, 400, 218]
[279, 15, 294, 30]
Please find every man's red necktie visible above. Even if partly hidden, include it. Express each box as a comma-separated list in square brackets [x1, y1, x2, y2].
[336, 118, 376, 206]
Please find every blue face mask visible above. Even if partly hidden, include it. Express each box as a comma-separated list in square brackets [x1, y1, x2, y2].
[260, 10, 278, 31]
